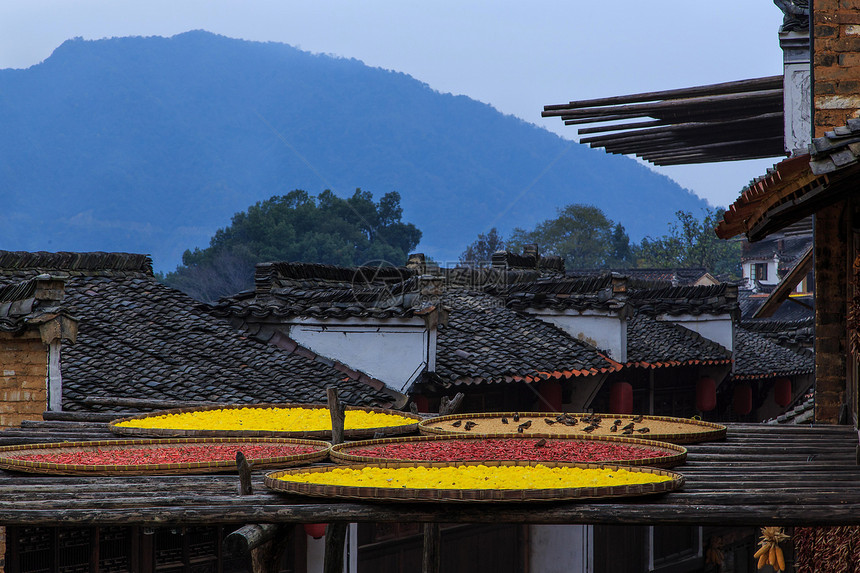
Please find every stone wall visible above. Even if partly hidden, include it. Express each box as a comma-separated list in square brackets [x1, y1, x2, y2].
[0, 331, 48, 428]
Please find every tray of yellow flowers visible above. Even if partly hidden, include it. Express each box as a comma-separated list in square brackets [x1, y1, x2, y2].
[109, 403, 421, 439]
[264, 460, 684, 503]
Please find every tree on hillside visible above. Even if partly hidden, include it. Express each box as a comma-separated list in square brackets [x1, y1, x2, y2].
[162, 189, 422, 301]
[459, 228, 505, 265]
[506, 204, 631, 269]
[636, 208, 740, 278]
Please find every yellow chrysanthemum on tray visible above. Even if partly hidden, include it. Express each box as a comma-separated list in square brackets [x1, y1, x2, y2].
[275, 464, 673, 490]
[109, 405, 422, 440]
[113, 407, 414, 432]
[266, 461, 684, 502]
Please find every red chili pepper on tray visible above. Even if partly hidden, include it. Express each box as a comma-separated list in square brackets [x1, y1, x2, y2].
[13, 444, 318, 465]
[349, 439, 667, 463]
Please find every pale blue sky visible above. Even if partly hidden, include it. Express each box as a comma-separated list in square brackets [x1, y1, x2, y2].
[0, 1, 787, 207]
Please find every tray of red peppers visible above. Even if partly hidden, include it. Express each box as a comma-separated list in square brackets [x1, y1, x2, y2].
[329, 433, 686, 468]
[0, 437, 331, 475]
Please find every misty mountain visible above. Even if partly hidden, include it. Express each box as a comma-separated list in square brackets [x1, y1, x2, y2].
[0, 31, 710, 272]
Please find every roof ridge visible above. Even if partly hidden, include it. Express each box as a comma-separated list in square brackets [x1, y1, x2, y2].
[0, 251, 153, 275]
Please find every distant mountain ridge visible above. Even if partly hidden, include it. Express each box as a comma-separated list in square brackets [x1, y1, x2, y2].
[0, 31, 710, 272]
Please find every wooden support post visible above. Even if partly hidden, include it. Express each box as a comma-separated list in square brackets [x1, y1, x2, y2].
[422, 523, 441, 573]
[229, 451, 290, 573]
[328, 388, 345, 446]
[439, 392, 464, 415]
[236, 451, 253, 495]
[325, 388, 349, 572]
[324, 523, 348, 573]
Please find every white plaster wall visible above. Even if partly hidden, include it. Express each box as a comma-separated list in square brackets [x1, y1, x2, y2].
[658, 314, 733, 352]
[743, 260, 779, 286]
[528, 311, 626, 362]
[529, 525, 592, 573]
[288, 318, 429, 393]
[785, 64, 812, 152]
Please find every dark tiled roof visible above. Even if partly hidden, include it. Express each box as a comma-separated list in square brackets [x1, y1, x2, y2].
[432, 290, 618, 386]
[738, 289, 813, 321]
[218, 261, 428, 320]
[0, 251, 153, 275]
[440, 266, 543, 290]
[0, 252, 393, 410]
[741, 236, 811, 264]
[766, 394, 815, 425]
[629, 283, 738, 317]
[0, 276, 76, 335]
[488, 251, 566, 274]
[569, 267, 710, 286]
[733, 327, 814, 380]
[741, 317, 814, 349]
[809, 118, 860, 175]
[502, 274, 630, 312]
[625, 315, 732, 368]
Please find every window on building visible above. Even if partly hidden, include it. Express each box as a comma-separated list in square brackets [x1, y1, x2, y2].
[753, 263, 769, 281]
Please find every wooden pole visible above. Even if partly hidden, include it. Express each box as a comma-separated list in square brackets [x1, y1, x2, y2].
[324, 523, 348, 573]
[422, 523, 441, 573]
[230, 451, 290, 573]
[328, 388, 345, 446]
[325, 388, 348, 573]
[236, 451, 253, 496]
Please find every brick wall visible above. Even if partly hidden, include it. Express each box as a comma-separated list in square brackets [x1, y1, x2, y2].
[814, 202, 849, 423]
[0, 331, 48, 428]
[813, 1, 859, 423]
[814, 0, 860, 137]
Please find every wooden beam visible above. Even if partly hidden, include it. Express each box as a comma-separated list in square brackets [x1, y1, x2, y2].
[543, 89, 782, 120]
[579, 113, 783, 145]
[544, 76, 782, 111]
[752, 246, 814, 319]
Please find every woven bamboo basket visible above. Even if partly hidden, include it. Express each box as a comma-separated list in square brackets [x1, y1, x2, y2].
[0, 437, 331, 476]
[264, 460, 685, 503]
[108, 403, 421, 439]
[329, 433, 687, 468]
[418, 412, 726, 445]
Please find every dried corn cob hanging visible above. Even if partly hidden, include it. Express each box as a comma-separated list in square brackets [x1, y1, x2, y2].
[755, 526, 790, 571]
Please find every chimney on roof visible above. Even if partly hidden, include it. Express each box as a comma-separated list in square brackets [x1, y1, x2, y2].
[33, 274, 66, 304]
[407, 253, 426, 274]
[523, 244, 540, 269]
[491, 251, 508, 270]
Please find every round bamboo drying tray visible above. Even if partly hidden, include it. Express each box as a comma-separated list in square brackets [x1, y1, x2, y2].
[265, 460, 685, 503]
[108, 403, 421, 439]
[330, 433, 687, 468]
[0, 437, 331, 476]
[418, 412, 726, 445]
